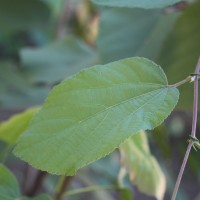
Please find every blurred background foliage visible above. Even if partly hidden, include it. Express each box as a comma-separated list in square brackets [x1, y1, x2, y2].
[0, 0, 200, 199]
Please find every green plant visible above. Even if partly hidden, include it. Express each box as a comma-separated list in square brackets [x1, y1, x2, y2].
[0, 0, 200, 200]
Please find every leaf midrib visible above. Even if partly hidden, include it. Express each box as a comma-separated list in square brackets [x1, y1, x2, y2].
[50, 82, 166, 97]
[64, 86, 166, 126]
[26, 88, 168, 160]
[30, 86, 167, 138]
[64, 88, 169, 174]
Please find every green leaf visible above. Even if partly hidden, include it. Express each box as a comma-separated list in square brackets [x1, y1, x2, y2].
[0, 164, 52, 200]
[40, 0, 64, 16]
[119, 188, 133, 200]
[97, 7, 179, 63]
[0, 62, 49, 108]
[14, 57, 179, 175]
[20, 36, 98, 83]
[0, 164, 20, 200]
[0, 107, 39, 145]
[158, 1, 200, 109]
[92, 0, 182, 9]
[119, 131, 166, 200]
[152, 125, 171, 159]
[0, 0, 51, 32]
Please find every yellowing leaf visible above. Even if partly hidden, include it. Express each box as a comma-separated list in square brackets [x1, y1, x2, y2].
[0, 107, 39, 144]
[120, 131, 166, 200]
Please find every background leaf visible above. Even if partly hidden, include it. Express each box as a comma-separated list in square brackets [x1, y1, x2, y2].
[40, 0, 64, 16]
[14, 57, 179, 175]
[119, 131, 166, 200]
[0, 63, 49, 108]
[0, 164, 20, 200]
[0, 107, 39, 144]
[0, 0, 51, 32]
[20, 36, 98, 84]
[0, 164, 51, 200]
[97, 7, 179, 63]
[158, 1, 200, 109]
[119, 188, 133, 200]
[92, 0, 182, 9]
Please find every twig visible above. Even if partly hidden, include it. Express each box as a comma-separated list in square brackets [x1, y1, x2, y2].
[25, 171, 47, 197]
[54, 176, 73, 200]
[62, 185, 119, 197]
[171, 58, 200, 200]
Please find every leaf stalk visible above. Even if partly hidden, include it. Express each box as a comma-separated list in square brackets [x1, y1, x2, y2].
[169, 76, 192, 88]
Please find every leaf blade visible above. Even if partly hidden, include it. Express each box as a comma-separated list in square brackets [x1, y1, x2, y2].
[14, 57, 179, 175]
[0, 165, 20, 200]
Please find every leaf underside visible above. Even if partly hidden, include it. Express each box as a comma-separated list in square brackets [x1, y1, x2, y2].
[14, 57, 179, 175]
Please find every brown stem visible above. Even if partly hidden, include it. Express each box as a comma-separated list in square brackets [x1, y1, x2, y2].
[25, 171, 47, 197]
[22, 163, 29, 194]
[171, 58, 200, 200]
[54, 176, 73, 200]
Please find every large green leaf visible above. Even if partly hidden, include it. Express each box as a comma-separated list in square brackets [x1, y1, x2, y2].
[97, 7, 179, 63]
[158, 1, 200, 109]
[119, 131, 166, 200]
[92, 0, 182, 9]
[20, 36, 98, 83]
[0, 164, 20, 200]
[14, 57, 179, 175]
[0, 107, 39, 145]
[0, 0, 51, 32]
